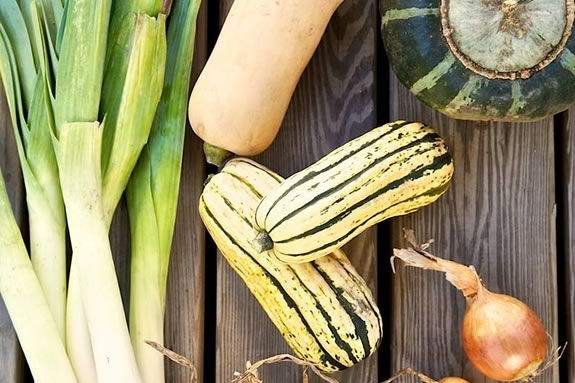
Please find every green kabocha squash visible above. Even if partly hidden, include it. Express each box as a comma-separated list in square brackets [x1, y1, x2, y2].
[199, 158, 383, 372]
[381, 0, 575, 121]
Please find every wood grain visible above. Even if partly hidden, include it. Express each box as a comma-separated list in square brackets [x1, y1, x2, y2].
[388, 75, 559, 383]
[110, 200, 132, 318]
[215, 1, 379, 382]
[164, 133, 207, 383]
[561, 109, 575, 382]
[0, 83, 26, 383]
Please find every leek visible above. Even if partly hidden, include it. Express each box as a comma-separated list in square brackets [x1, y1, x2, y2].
[0, 0, 66, 340]
[0, 157, 76, 383]
[59, 0, 168, 381]
[128, 0, 201, 381]
[52, 0, 143, 381]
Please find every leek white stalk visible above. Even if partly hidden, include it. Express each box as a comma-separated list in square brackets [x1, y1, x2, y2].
[54, 122, 142, 383]
[0, 166, 76, 383]
[66, 269, 97, 383]
[128, 1, 201, 381]
[53, 0, 142, 381]
[0, 0, 67, 339]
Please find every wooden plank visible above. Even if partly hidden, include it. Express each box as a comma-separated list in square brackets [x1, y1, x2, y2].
[164, 132, 207, 383]
[388, 75, 559, 382]
[0, 83, 26, 382]
[562, 109, 575, 381]
[110, 200, 132, 318]
[215, 1, 379, 382]
[164, 1, 209, 382]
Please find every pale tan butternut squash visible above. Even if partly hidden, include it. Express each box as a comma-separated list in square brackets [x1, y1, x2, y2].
[189, 0, 344, 163]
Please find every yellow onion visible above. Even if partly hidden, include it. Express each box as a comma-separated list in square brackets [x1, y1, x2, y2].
[393, 230, 551, 382]
[439, 378, 470, 383]
[462, 288, 547, 381]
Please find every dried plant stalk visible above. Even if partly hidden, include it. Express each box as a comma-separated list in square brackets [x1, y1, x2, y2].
[145, 341, 198, 383]
[232, 354, 339, 383]
[381, 368, 438, 383]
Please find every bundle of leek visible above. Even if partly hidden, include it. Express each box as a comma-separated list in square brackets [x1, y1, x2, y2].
[0, 0, 200, 380]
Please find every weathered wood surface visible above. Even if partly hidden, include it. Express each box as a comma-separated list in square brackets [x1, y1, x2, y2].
[0, 85, 25, 383]
[214, 1, 379, 382]
[0, 0, 571, 382]
[563, 108, 575, 382]
[389, 75, 559, 382]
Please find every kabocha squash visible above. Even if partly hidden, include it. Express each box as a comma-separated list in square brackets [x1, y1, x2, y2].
[381, 0, 575, 121]
[199, 158, 383, 372]
[254, 121, 454, 263]
[189, 0, 344, 164]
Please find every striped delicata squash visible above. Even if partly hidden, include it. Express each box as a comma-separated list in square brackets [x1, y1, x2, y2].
[254, 121, 454, 263]
[199, 158, 383, 372]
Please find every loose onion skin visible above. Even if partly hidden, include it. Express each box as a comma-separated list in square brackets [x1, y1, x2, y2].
[462, 289, 548, 381]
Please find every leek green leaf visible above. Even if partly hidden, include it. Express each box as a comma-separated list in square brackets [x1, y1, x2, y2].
[100, 13, 167, 224]
[54, 0, 111, 126]
[0, 0, 36, 110]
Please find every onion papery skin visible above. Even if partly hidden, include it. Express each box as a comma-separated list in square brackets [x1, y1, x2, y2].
[462, 291, 547, 381]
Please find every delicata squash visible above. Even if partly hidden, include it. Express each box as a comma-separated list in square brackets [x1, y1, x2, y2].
[254, 121, 454, 263]
[189, 0, 345, 163]
[199, 158, 383, 372]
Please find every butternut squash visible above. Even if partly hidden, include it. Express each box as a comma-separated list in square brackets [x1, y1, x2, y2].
[189, 0, 344, 163]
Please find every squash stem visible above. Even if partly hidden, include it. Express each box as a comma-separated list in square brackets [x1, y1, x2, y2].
[253, 231, 274, 253]
[203, 142, 233, 167]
